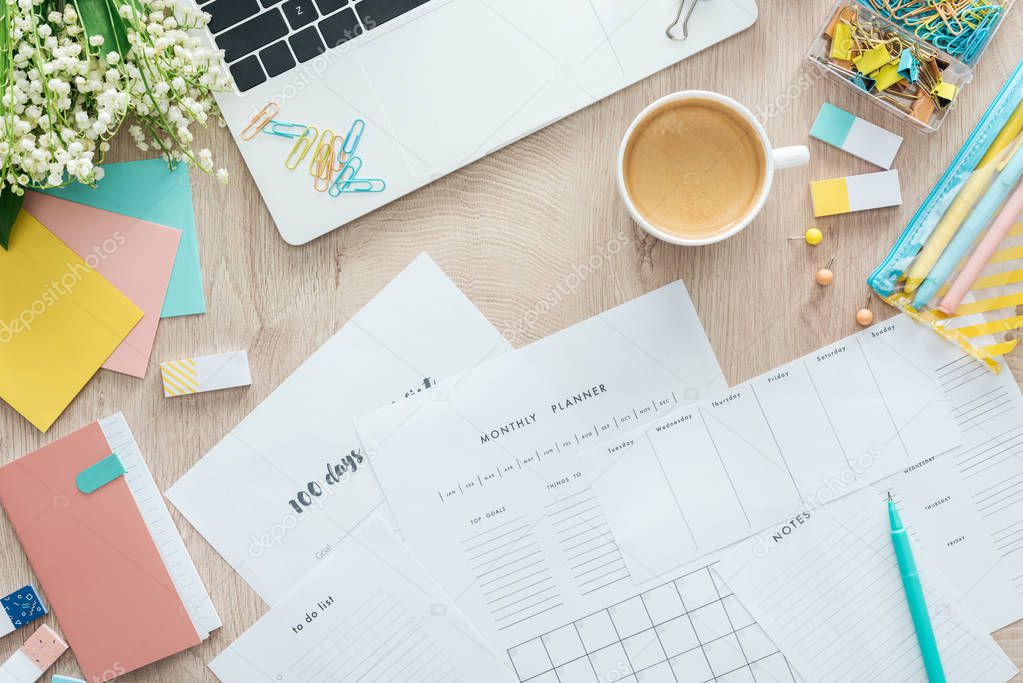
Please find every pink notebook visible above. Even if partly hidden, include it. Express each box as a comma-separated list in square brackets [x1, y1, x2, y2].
[0, 417, 210, 680]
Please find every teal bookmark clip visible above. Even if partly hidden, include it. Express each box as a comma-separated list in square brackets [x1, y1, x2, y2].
[75, 453, 125, 494]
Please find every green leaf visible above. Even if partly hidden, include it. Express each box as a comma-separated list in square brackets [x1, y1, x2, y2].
[71, 0, 130, 58]
[0, 188, 23, 250]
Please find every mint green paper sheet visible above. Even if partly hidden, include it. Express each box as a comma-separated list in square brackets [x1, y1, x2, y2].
[41, 158, 205, 317]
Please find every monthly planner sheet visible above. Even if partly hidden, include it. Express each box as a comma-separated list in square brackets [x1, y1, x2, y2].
[354, 315, 960, 680]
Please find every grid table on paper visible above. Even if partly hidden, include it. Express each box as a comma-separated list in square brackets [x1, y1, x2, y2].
[506, 565, 798, 683]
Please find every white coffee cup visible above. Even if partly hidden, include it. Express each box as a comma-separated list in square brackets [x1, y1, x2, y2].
[617, 91, 809, 246]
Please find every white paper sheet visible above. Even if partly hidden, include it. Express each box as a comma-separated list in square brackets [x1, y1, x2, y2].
[209, 516, 516, 682]
[166, 254, 511, 604]
[871, 454, 1023, 632]
[941, 356, 1023, 605]
[717, 488, 1018, 683]
[588, 316, 962, 581]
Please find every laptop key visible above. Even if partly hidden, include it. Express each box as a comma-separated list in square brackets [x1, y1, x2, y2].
[216, 10, 288, 62]
[229, 55, 266, 92]
[355, 0, 431, 29]
[259, 41, 296, 78]
[289, 26, 326, 63]
[282, 0, 318, 29]
[260, 0, 283, 5]
[314, 0, 347, 14]
[319, 8, 361, 48]
[205, 0, 260, 33]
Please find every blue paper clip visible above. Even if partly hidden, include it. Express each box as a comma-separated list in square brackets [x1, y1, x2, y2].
[262, 120, 310, 139]
[328, 156, 363, 197]
[336, 178, 387, 193]
[342, 119, 365, 156]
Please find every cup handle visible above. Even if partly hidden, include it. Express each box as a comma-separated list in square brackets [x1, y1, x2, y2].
[772, 145, 810, 170]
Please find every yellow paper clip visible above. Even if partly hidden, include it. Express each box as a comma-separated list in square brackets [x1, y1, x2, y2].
[342, 119, 365, 156]
[284, 126, 318, 170]
[241, 102, 280, 140]
[328, 156, 363, 197]
[308, 128, 336, 177]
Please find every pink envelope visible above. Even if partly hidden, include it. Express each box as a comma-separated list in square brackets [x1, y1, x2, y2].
[23, 192, 181, 378]
[0, 421, 200, 681]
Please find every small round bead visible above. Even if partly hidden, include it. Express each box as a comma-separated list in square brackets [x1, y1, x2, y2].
[856, 308, 874, 326]
[815, 268, 834, 286]
[805, 228, 823, 245]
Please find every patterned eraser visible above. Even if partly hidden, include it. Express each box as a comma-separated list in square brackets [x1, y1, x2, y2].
[20, 624, 67, 671]
[1, 585, 47, 629]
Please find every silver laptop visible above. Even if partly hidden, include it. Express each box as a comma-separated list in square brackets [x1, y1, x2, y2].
[205, 0, 757, 245]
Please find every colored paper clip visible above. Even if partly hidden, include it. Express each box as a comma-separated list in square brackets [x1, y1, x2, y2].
[284, 126, 318, 170]
[241, 102, 280, 140]
[313, 136, 345, 192]
[342, 119, 365, 156]
[328, 156, 363, 197]
[262, 120, 309, 139]
[308, 128, 336, 177]
[331, 135, 346, 171]
[335, 178, 387, 193]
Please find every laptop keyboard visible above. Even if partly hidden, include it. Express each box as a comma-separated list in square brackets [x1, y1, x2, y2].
[199, 0, 432, 92]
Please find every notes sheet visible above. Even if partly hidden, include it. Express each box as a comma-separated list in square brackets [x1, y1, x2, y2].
[717, 488, 1018, 682]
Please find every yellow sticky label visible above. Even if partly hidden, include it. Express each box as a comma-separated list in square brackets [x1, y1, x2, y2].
[161, 358, 199, 396]
[811, 178, 851, 217]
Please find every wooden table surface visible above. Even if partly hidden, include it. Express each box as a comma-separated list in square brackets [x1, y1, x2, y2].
[2, 1, 1022, 680]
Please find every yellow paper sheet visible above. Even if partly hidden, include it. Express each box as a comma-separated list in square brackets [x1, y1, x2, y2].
[0, 211, 142, 431]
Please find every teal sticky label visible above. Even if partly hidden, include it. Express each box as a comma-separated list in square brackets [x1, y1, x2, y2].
[75, 454, 125, 494]
[810, 103, 856, 147]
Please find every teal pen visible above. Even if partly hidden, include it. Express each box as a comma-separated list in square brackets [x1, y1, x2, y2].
[889, 495, 946, 683]
[912, 140, 1023, 308]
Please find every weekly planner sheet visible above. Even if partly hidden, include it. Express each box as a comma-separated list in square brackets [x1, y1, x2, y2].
[590, 316, 963, 580]
[355, 316, 960, 680]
